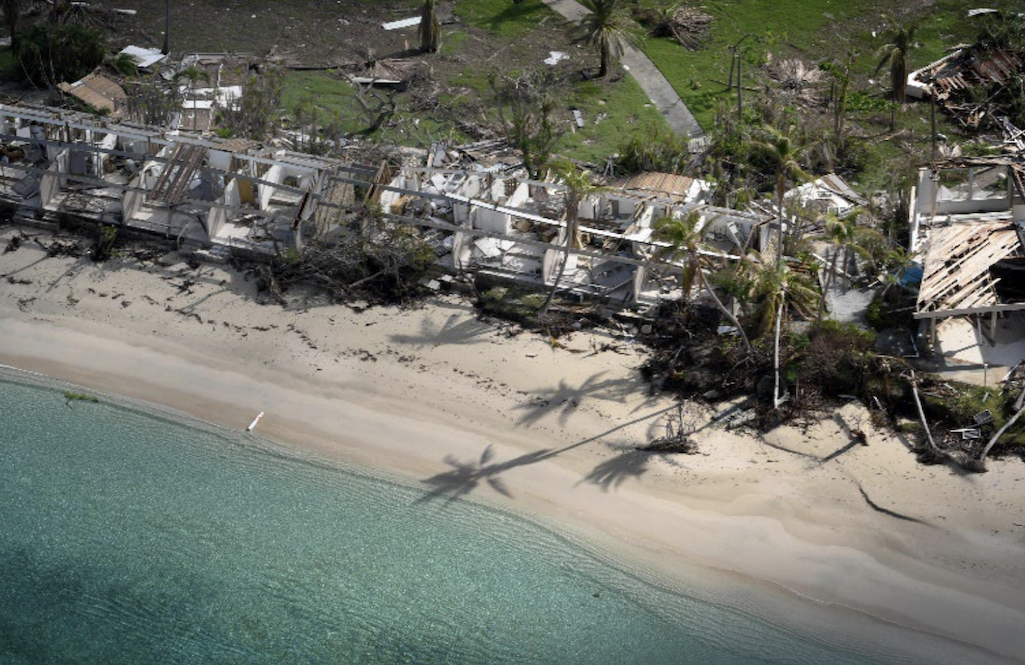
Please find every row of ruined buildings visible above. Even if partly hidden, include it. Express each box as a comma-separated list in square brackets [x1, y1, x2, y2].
[0, 101, 784, 309]
[1, 100, 1024, 360]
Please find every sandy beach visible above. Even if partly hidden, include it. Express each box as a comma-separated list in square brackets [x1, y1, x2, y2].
[3, 224, 1025, 663]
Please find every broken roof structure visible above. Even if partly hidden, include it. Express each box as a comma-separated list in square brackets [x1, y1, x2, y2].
[611, 172, 709, 204]
[907, 45, 1025, 127]
[909, 158, 1025, 345]
[58, 71, 128, 117]
[783, 174, 866, 217]
[0, 101, 770, 311]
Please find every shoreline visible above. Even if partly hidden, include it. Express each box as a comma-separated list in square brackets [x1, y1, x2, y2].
[3, 226, 1025, 662]
[2, 362, 1015, 665]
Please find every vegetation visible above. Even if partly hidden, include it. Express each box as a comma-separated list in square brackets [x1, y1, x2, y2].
[874, 18, 916, 103]
[254, 207, 437, 306]
[173, 66, 211, 132]
[539, 160, 602, 319]
[16, 22, 105, 86]
[1, 0, 20, 47]
[92, 224, 119, 262]
[653, 211, 752, 352]
[491, 68, 563, 178]
[64, 391, 100, 404]
[615, 122, 691, 174]
[578, 0, 638, 78]
[419, 0, 441, 53]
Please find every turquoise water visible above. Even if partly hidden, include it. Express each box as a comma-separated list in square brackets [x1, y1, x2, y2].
[0, 369, 1001, 664]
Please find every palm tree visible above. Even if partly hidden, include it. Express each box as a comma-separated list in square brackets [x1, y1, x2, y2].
[419, 0, 440, 53]
[161, 0, 170, 55]
[578, 0, 637, 78]
[653, 211, 706, 307]
[743, 252, 818, 407]
[744, 252, 818, 340]
[874, 19, 916, 104]
[653, 211, 752, 353]
[2, 0, 21, 48]
[754, 127, 810, 267]
[878, 244, 915, 304]
[812, 211, 880, 320]
[539, 160, 602, 319]
[173, 66, 211, 132]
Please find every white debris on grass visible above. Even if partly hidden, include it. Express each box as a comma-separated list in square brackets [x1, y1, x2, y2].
[382, 16, 421, 30]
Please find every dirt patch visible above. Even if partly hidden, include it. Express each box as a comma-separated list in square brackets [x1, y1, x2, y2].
[111, 1, 576, 73]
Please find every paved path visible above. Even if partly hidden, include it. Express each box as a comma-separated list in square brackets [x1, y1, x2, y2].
[542, 0, 705, 139]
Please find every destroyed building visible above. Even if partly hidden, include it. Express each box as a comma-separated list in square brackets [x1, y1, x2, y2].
[0, 102, 772, 311]
[909, 158, 1025, 363]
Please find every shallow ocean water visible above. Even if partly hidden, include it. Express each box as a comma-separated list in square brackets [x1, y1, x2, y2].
[0, 369, 999, 664]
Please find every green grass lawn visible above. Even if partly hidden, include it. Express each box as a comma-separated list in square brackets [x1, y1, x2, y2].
[281, 70, 366, 133]
[275, 0, 672, 165]
[454, 0, 562, 38]
[560, 75, 667, 164]
[633, 0, 997, 130]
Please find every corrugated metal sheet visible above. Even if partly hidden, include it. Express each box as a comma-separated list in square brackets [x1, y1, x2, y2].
[58, 72, 127, 116]
[616, 172, 694, 201]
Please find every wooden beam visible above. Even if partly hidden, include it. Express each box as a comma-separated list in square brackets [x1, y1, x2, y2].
[914, 302, 1025, 319]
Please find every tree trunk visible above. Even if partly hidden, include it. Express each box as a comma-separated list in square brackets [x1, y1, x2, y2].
[979, 402, 1025, 463]
[773, 291, 786, 408]
[162, 0, 170, 55]
[539, 227, 572, 319]
[599, 41, 609, 78]
[909, 370, 939, 453]
[818, 248, 839, 323]
[701, 269, 751, 354]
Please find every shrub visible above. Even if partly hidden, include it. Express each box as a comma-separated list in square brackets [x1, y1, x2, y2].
[615, 122, 690, 174]
[17, 23, 106, 87]
[795, 320, 876, 396]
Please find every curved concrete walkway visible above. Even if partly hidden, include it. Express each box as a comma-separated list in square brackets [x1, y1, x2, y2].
[542, 0, 705, 139]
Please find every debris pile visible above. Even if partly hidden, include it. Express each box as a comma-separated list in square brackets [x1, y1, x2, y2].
[638, 5, 715, 50]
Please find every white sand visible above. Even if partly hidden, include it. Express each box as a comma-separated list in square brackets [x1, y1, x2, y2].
[3, 225, 1025, 663]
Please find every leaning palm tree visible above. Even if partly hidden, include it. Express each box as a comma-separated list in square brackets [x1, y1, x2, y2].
[754, 126, 810, 267]
[539, 160, 603, 319]
[578, 0, 637, 78]
[173, 66, 211, 131]
[874, 19, 916, 104]
[653, 211, 752, 353]
[419, 0, 441, 53]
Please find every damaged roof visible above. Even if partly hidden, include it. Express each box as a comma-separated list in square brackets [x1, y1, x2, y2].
[912, 46, 1025, 126]
[615, 172, 696, 202]
[58, 72, 127, 116]
[919, 47, 1022, 99]
[917, 220, 1025, 315]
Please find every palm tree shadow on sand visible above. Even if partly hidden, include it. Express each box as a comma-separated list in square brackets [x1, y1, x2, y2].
[579, 448, 651, 491]
[513, 371, 662, 428]
[416, 404, 679, 504]
[416, 445, 554, 504]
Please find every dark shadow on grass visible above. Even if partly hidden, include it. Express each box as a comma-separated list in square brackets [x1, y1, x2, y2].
[481, 1, 550, 34]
